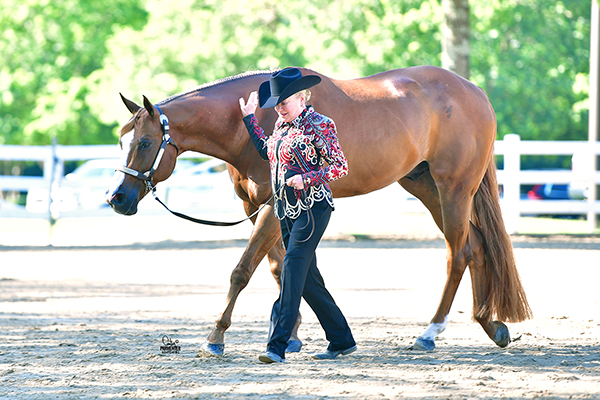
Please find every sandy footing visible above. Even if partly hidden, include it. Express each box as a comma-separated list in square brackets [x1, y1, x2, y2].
[1, 239, 599, 399]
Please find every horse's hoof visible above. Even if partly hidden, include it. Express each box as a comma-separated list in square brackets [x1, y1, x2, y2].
[409, 337, 435, 351]
[286, 339, 302, 353]
[199, 341, 225, 356]
[492, 322, 511, 348]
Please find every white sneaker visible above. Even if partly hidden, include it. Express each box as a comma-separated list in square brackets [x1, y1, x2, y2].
[259, 351, 284, 363]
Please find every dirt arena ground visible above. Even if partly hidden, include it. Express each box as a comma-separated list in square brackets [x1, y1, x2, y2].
[1, 235, 599, 399]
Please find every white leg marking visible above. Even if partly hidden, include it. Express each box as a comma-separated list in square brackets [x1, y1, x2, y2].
[419, 316, 448, 340]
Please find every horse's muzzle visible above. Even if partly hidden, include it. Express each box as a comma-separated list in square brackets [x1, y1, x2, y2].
[106, 188, 139, 215]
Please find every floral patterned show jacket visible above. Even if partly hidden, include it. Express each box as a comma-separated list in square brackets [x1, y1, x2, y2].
[243, 106, 348, 220]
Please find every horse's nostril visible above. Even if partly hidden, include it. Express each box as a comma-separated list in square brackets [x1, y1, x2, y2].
[109, 192, 125, 206]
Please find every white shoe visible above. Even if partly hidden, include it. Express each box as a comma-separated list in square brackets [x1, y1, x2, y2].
[259, 351, 284, 363]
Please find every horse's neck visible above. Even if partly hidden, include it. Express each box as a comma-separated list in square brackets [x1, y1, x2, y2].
[164, 73, 279, 189]
[173, 96, 243, 162]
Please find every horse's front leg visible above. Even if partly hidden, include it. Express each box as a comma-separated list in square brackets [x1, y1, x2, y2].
[201, 202, 281, 356]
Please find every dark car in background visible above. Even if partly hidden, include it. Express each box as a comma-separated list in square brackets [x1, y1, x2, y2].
[525, 184, 571, 200]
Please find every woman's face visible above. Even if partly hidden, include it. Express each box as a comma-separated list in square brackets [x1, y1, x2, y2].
[275, 92, 305, 123]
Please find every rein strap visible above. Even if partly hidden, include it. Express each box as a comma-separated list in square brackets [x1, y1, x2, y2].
[150, 188, 273, 227]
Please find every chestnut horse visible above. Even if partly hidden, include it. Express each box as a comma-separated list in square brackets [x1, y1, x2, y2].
[107, 66, 531, 355]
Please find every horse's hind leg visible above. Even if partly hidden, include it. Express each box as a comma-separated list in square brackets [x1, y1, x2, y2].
[400, 167, 479, 351]
[402, 169, 516, 350]
[466, 224, 512, 347]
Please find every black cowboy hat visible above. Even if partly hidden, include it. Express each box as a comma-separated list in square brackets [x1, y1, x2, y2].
[258, 67, 321, 108]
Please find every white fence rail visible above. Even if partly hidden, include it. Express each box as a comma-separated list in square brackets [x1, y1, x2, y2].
[1, 134, 600, 233]
[495, 134, 600, 233]
[0, 142, 213, 219]
[0, 144, 118, 192]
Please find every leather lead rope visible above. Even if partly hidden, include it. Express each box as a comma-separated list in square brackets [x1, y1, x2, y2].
[150, 186, 273, 226]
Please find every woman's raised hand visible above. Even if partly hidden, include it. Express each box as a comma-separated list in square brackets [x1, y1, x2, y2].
[239, 91, 259, 117]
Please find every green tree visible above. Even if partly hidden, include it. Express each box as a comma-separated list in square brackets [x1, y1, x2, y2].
[89, 0, 443, 129]
[470, 0, 590, 141]
[0, 0, 148, 145]
[1, 0, 592, 149]
[94, 0, 591, 146]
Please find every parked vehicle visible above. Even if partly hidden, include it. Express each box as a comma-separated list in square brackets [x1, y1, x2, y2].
[526, 184, 571, 200]
[164, 158, 238, 210]
[26, 159, 120, 213]
[25, 158, 214, 213]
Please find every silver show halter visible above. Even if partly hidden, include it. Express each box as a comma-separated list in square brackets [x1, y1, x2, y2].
[116, 105, 272, 227]
[117, 105, 178, 194]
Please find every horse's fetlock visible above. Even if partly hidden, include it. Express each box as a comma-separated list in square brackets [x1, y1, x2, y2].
[215, 319, 231, 332]
[475, 302, 491, 323]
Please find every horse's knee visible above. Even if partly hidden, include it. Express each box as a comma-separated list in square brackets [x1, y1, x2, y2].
[270, 262, 282, 282]
[230, 265, 252, 290]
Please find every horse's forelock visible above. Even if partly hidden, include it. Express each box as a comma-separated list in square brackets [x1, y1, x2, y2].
[119, 117, 135, 138]
[119, 106, 149, 138]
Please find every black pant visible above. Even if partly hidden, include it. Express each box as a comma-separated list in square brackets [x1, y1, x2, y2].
[266, 200, 355, 359]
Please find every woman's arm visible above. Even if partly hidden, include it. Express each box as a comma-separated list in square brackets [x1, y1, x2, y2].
[302, 118, 348, 187]
[240, 91, 269, 161]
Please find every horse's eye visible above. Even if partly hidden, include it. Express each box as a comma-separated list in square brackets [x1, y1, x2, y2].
[139, 140, 151, 150]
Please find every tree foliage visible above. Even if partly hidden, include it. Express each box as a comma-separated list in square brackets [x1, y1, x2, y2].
[470, 0, 590, 141]
[0, 0, 148, 145]
[89, 0, 443, 124]
[0, 0, 592, 146]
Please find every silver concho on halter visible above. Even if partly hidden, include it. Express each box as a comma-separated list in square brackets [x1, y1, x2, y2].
[160, 335, 181, 354]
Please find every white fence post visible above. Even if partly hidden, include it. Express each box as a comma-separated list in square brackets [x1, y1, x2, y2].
[48, 137, 62, 223]
[589, 0, 599, 231]
[574, 145, 598, 232]
[501, 134, 521, 234]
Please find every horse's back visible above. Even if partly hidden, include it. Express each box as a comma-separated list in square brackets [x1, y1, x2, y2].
[331, 66, 494, 126]
[306, 66, 496, 197]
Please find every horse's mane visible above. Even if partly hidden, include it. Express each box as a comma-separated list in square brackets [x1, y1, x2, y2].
[119, 68, 279, 137]
[157, 68, 278, 106]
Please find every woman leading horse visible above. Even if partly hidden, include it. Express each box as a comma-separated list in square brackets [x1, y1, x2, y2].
[107, 66, 532, 355]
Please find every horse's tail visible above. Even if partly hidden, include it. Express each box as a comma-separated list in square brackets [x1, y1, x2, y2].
[471, 153, 532, 322]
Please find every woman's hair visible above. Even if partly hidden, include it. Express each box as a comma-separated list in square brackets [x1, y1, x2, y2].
[297, 89, 311, 103]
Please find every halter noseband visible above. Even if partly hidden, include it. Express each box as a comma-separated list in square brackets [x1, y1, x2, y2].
[117, 105, 179, 192]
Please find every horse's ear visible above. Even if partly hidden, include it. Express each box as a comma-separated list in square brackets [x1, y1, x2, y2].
[120, 93, 141, 114]
[142, 95, 155, 118]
